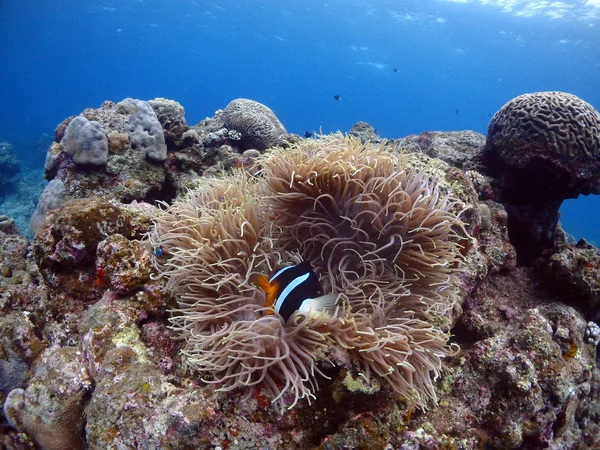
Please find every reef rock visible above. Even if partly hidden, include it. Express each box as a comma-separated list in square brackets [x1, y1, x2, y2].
[395, 130, 485, 169]
[0, 139, 21, 196]
[543, 236, 600, 320]
[442, 267, 600, 449]
[0, 215, 17, 235]
[3, 95, 600, 449]
[3, 347, 88, 450]
[347, 121, 382, 143]
[148, 97, 189, 151]
[34, 97, 278, 222]
[32, 197, 153, 317]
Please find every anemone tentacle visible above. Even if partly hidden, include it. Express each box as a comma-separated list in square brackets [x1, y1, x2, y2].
[149, 133, 465, 410]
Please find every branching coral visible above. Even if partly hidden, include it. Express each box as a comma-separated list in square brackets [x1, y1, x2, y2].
[150, 134, 465, 410]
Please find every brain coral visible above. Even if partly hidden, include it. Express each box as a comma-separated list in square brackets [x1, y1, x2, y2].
[486, 91, 600, 196]
[483, 92, 600, 264]
[221, 98, 287, 151]
[150, 134, 465, 410]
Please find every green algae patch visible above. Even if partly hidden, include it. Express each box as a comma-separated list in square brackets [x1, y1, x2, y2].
[342, 372, 381, 395]
[112, 325, 149, 363]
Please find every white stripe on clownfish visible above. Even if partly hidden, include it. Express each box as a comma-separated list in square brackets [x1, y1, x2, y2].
[274, 272, 310, 313]
[269, 265, 294, 283]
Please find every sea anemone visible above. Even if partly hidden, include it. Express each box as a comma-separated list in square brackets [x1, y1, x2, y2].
[150, 134, 465, 410]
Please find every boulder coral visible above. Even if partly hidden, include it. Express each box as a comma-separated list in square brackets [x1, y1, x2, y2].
[486, 91, 600, 190]
[61, 116, 109, 166]
[29, 179, 65, 235]
[221, 98, 287, 151]
[150, 134, 466, 410]
[117, 98, 168, 162]
[147, 97, 189, 151]
[41, 99, 170, 208]
[481, 91, 600, 263]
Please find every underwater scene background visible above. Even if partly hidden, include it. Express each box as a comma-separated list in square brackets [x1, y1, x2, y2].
[0, 0, 599, 241]
[2, 2, 600, 449]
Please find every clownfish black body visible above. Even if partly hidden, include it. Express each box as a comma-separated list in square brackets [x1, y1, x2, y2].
[254, 261, 337, 322]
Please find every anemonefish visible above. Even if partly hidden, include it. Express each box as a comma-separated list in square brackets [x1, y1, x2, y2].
[254, 261, 337, 322]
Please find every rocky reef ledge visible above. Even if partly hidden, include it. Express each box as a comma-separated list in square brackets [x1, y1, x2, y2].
[1, 94, 599, 449]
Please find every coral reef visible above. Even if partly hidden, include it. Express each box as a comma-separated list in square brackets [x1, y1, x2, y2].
[479, 91, 600, 264]
[0, 139, 21, 196]
[150, 134, 466, 411]
[221, 98, 287, 150]
[1, 94, 599, 449]
[42, 99, 168, 206]
[395, 130, 486, 169]
[543, 236, 600, 319]
[148, 97, 189, 151]
[32, 97, 284, 226]
[347, 121, 382, 143]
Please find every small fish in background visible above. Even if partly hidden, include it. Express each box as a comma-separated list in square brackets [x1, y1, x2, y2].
[455, 108, 460, 115]
[116, 28, 122, 35]
[393, 68, 399, 73]
[254, 261, 337, 322]
[334, 94, 341, 101]
[96, 267, 107, 288]
[304, 131, 313, 138]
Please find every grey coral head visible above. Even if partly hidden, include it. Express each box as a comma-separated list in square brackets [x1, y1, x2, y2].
[61, 116, 108, 166]
[221, 98, 287, 151]
[117, 98, 168, 162]
[29, 179, 66, 235]
[150, 134, 464, 411]
[486, 91, 600, 197]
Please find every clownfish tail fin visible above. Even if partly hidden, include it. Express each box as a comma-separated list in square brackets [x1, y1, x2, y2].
[299, 293, 339, 315]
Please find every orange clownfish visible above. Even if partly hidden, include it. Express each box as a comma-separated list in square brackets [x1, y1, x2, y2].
[254, 261, 337, 322]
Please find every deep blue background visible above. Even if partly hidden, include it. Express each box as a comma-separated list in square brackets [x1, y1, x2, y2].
[1, 0, 599, 243]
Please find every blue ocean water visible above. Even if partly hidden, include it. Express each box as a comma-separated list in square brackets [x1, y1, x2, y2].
[0, 0, 599, 243]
